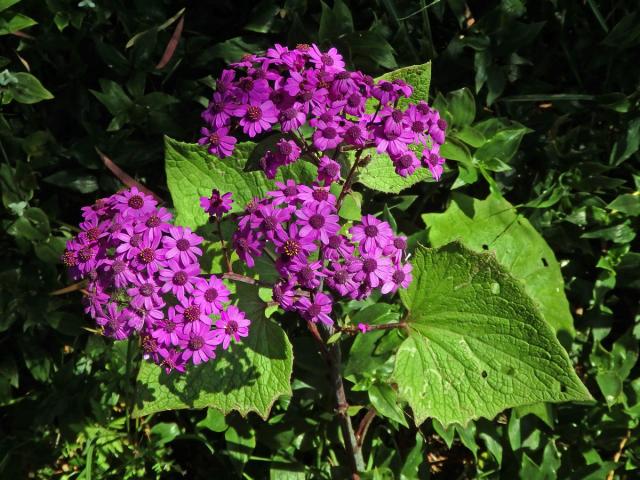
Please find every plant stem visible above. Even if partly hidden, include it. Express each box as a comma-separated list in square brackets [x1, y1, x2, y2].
[337, 150, 364, 209]
[355, 407, 377, 448]
[214, 218, 233, 273]
[340, 321, 408, 334]
[318, 323, 366, 476]
[221, 272, 270, 287]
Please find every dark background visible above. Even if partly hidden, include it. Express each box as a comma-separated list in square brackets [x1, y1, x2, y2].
[0, 0, 638, 478]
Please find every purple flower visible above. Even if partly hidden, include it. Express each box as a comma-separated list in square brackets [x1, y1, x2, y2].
[391, 150, 420, 177]
[297, 184, 336, 207]
[212, 305, 251, 350]
[157, 346, 187, 374]
[295, 202, 340, 244]
[349, 248, 393, 288]
[381, 263, 413, 294]
[132, 235, 166, 275]
[279, 106, 306, 132]
[198, 126, 237, 158]
[151, 306, 181, 346]
[374, 126, 412, 156]
[272, 280, 296, 311]
[273, 223, 317, 260]
[324, 234, 355, 260]
[159, 260, 200, 302]
[317, 156, 341, 184]
[342, 121, 369, 148]
[423, 150, 445, 181]
[252, 203, 292, 241]
[350, 215, 394, 252]
[98, 303, 131, 340]
[274, 138, 301, 165]
[179, 322, 217, 365]
[163, 227, 203, 265]
[202, 91, 236, 128]
[128, 273, 163, 310]
[381, 107, 406, 135]
[296, 292, 333, 325]
[115, 226, 144, 260]
[101, 258, 136, 288]
[383, 235, 408, 263]
[192, 275, 230, 315]
[200, 189, 233, 218]
[313, 123, 343, 151]
[135, 207, 172, 242]
[357, 323, 371, 333]
[372, 80, 398, 105]
[326, 263, 359, 296]
[113, 187, 157, 219]
[234, 76, 270, 103]
[175, 299, 211, 334]
[232, 227, 263, 268]
[268, 180, 300, 206]
[308, 44, 345, 73]
[238, 100, 278, 137]
[288, 257, 325, 289]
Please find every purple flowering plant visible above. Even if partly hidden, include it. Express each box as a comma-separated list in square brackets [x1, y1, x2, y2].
[64, 43, 590, 476]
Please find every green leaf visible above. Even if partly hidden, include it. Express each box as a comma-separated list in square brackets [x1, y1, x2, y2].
[423, 193, 574, 336]
[369, 383, 408, 426]
[0, 13, 36, 35]
[164, 137, 316, 229]
[374, 61, 431, 110]
[0, 0, 21, 13]
[355, 148, 436, 194]
[474, 127, 529, 166]
[455, 125, 486, 148]
[607, 193, 640, 216]
[393, 243, 591, 427]
[338, 191, 361, 221]
[447, 88, 476, 127]
[133, 317, 293, 419]
[197, 408, 227, 433]
[7, 73, 53, 104]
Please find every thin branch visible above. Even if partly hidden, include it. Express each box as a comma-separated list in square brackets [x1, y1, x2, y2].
[606, 429, 631, 480]
[214, 218, 233, 273]
[340, 321, 408, 334]
[221, 272, 270, 287]
[355, 407, 377, 448]
[50, 280, 87, 296]
[336, 150, 363, 209]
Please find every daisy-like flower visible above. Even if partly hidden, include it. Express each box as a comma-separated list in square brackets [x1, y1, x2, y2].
[373, 125, 412, 156]
[317, 156, 341, 184]
[423, 150, 445, 181]
[179, 322, 217, 365]
[127, 273, 163, 310]
[252, 203, 292, 241]
[198, 126, 237, 158]
[383, 235, 408, 263]
[163, 226, 203, 265]
[200, 189, 233, 219]
[175, 299, 211, 335]
[272, 280, 296, 311]
[308, 44, 345, 73]
[135, 207, 172, 242]
[212, 305, 251, 350]
[151, 306, 182, 346]
[112, 187, 157, 219]
[295, 292, 334, 325]
[274, 138, 301, 165]
[326, 263, 359, 296]
[97, 302, 130, 340]
[133, 235, 166, 275]
[232, 227, 263, 268]
[158, 260, 200, 303]
[101, 258, 135, 288]
[288, 257, 325, 289]
[273, 223, 317, 261]
[391, 150, 421, 177]
[279, 106, 306, 132]
[268, 180, 300, 206]
[349, 248, 393, 288]
[115, 225, 144, 260]
[313, 123, 343, 151]
[238, 100, 278, 137]
[350, 215, 394, 252]
[297, 184, 336, 207]
[192, 275, 230, 315]
[157, 346, 187, 374]
[202, 91, 236, 128]
[295, 202, 340, 244]
[381, 263, 413, 294]
[324, 234, 355, 261]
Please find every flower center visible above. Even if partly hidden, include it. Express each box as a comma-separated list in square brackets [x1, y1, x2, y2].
[173, 271, 188, 286]
[283, 108, 298, 120]
[411, 120, 425, 133]
[328, 235, 341, 249]
[278, 142, 293, 155]
[184, 305, 200, 322]
[321, 54, 334, 66]
[322, 127, 337, 139]
[237, 238, 249, 250]
[284, 185, 297, 197]
[364, 225, 379, 238]
[398, 154, 413, 168]
[128, 195, 144, 209]
[86, 227, 101, 241]
[362, 258, 378, 273]
[346, 126, 362, 139]
[312, 188, 329, 202]
[204, 288, 218, 302]
[334, 270, 348, 284]
[391, 109, 404, 122]
[296, 43, 310, 51]
[211, 101, 223, 113]
[347, 93, 361, 107]
[130, 234, 142, 247]
[283, 239, 300, 258]
[394, 237, 407, 249]
[380, 82, 393, 92]
[263, 215, 277, 230]
[176, 239, 190, 251]
[324, 162, 340, 176]
[386, 131, 399, 141]
[225, 320, 239, 335]
[300, 91, 314, 102]
[138, 248, 155, 264]
[300, 266, 315, 282]
[247, 106, 262, 121]
[146, 215, 161, 228]
[78, 247, 94, 262]
[309, 214, 325, 229]
[437, 119, 447, 130]
[336, 71, 350, 80]
[392, 270, 406, 283]
[208, 133, 220, 146]
[164, 319, 176, 332]
[188, 335, 204, 351]
[62, 251, 77, 267]
[112, 260, 126, 274]
[239, 77, 254, 91]
[140, 283, 154, 296]
[142, 335, 158, 353]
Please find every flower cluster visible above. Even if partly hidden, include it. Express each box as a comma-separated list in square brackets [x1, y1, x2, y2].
[232, 181, 413, 325]
[199, 43, 446, 180]
[62, 187, 249, 373]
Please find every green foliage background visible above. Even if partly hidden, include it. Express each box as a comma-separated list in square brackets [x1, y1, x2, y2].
[0, 0, 638, 478]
